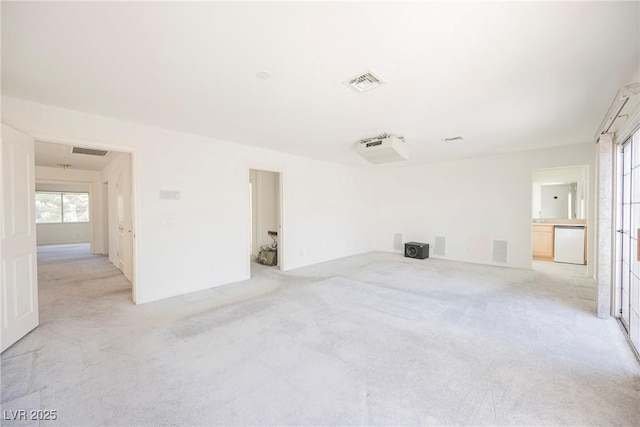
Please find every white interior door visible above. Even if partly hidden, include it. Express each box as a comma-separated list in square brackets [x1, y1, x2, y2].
[1, 124, 38, 352]
[248, 182, 253, 258]
[116, 172, 125, 272]
[122, 186, 133, 282]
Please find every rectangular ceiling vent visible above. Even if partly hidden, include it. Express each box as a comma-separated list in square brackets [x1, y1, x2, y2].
[72, 147, 109, 156]
[344, 70, 385, 93]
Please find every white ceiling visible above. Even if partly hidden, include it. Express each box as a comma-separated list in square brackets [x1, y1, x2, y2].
[34, 141, 116, 171]
[3, 2, 639, 167]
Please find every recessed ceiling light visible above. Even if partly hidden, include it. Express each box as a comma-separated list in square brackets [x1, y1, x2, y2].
[344, 70, 385, 93]
[256, 71, 272, 80]
[443, 136, 464, 143]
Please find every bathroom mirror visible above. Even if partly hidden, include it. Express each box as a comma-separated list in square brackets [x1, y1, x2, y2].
[532, 166, 588, 220]
[540, 182, 577, 219]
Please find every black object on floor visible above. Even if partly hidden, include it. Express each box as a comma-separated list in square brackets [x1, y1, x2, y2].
[405, 242, 429, 259]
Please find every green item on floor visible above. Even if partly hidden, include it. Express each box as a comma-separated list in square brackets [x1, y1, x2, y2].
[257, 249, 277, 266]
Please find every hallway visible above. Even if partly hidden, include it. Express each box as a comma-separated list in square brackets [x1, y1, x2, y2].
[37, 243, 132, 313]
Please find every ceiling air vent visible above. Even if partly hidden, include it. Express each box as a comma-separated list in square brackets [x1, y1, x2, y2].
[72, 147, 109, 156]
[344, 70, 385, 93]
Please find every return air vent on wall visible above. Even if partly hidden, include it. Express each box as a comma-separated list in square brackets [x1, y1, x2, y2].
[72, 147, 109, 156]
[393, 233, 403, 250]
[493, 240, 508, 263]
[434, 236, 446, 256]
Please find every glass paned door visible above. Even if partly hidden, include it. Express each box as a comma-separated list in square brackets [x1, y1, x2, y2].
[619, 129, 640, 353]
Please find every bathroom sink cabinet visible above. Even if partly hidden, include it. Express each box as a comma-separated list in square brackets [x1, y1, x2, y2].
[532, 224, 554, 261]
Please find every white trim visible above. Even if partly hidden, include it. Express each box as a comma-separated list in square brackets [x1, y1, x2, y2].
[595, 83, 640, 142]
[616, 103, 640, 146]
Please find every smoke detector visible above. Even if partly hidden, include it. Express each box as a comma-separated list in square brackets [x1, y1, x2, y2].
[344, 70, 386, 93]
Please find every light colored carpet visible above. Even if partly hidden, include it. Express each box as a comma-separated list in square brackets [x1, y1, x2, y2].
[1, 244, 639, 426]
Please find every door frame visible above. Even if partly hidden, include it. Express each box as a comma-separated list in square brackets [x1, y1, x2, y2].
[25, 133, 139, 304]
[530, 165, 592, 270]
[614, 140, 628, 328]
[613, 143, 623, 322]
[247, 167, 284, 273]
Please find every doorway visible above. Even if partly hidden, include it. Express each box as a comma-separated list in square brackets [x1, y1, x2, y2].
[531, 166, 589, 268]
[32, 140, 136, 301]
[249, 169, 282, 270]
[616, 129, 640, 354]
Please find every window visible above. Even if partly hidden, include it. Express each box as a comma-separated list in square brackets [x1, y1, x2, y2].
[35, 192, 89, 223]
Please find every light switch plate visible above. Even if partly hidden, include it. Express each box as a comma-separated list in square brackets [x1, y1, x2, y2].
[159, 190, 180, 200]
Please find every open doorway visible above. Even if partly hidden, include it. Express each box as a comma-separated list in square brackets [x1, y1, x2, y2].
[531, 166, 590, 281]
[249, 169, 282, 271]
[33, 140, 136, 302]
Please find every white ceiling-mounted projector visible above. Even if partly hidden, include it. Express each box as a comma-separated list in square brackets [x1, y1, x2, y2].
[357, 134, 408, 164]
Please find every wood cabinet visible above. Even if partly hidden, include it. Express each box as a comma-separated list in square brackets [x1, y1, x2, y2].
[532, 224, 554, 261]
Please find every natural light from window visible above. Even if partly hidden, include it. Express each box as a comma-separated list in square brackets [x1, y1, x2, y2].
[35, 192, 89, 223]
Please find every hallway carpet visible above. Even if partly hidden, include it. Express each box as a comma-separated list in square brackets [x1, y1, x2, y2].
[1, 244, 639, 426]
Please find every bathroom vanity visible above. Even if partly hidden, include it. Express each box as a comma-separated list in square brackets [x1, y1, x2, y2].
[532, 224, 555, 261]
[532, 223, 586, 264]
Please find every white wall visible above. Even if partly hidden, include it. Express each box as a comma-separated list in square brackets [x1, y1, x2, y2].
[37, 182, 90, 192]
[7, 96, 597, 303]
[3, 97, 374, 304]
[369, 143, 596, 270]
[36, 223, 90, 245]
[34, 166, 104, 253]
